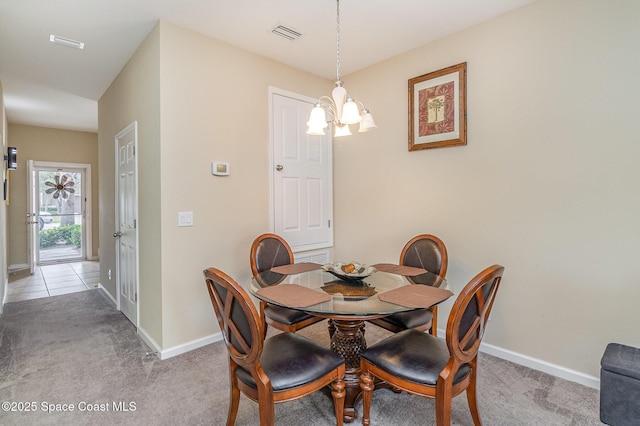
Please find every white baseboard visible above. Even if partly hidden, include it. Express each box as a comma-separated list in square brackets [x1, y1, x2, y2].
[136, 325, 222, 360]
[158, 332, 223, 360]
[98, 283, 220, 360]
[1, 277, 6, 314]
[480, 341, 600, 389]
[9, 263, 28, 272]
[433, 327, 600, 390]
[97, 283, 117, 305]
[137, 326, 162, 357]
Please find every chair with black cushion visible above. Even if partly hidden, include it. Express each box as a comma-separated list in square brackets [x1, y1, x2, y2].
[250, 233, 325, 335]
[360, 264, 504, 426]
[368, 234, 448, 336]
[203, 267, 346, 426]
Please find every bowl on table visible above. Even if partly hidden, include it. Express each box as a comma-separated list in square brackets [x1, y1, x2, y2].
[322, 262, 377, 282]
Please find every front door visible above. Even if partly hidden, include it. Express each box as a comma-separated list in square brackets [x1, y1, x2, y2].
[27, 160, 37, 273]
[27, 161, 91, 266]
[115, 122, 139, 326]
[271, 89, 333, 252]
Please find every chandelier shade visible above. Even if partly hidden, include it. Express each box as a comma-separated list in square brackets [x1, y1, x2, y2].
[359, 110, 377, 132]
[306, 0, 376, 137]
[334, 124, 352, 138]
[306, 105, 329, 135]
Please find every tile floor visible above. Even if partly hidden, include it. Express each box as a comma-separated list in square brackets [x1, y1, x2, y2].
[6, 261, 100, 303]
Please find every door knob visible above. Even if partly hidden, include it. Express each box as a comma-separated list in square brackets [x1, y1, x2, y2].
[113, 231, 122, 238]
[276, 164, 284, 171]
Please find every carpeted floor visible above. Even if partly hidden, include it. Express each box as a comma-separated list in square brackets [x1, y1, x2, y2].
[0, 290, 601, 425]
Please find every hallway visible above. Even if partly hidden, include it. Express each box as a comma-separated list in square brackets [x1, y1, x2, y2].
[6, 261, 100, 303]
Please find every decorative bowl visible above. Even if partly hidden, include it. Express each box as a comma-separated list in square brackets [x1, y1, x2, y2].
[321, 282, 377, 300]
[322, 262, 377, 282]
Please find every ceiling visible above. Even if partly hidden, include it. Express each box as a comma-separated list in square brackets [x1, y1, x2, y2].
[0, 0, 536, 133]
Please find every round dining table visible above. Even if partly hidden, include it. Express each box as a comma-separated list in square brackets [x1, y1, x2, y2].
[249, 265, 451, 422]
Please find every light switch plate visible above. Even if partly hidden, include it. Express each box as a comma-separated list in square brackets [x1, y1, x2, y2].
[178, 211, 193, 227]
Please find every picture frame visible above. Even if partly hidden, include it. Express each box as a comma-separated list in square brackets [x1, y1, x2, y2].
[408, 62, 467, 151]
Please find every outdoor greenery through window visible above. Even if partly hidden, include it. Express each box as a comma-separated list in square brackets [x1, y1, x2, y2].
[40, 225, 82, 248]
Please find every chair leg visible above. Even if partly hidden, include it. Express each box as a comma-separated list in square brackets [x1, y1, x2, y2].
[429, 306, 438, 337]
[227, 374, 241, 426]
[258, 398, 276, 426]
[360, 370, 374, 426]
[466, 363, 482, 425]
[332, 377, 346, 426]
[435, 380, 453, 426]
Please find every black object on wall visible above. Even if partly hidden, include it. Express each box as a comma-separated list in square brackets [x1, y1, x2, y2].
[6, 146, 17, 170]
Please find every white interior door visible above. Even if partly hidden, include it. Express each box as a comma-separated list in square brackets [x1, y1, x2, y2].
[115, 122, 139, 326]
[271, 89, 333, 252]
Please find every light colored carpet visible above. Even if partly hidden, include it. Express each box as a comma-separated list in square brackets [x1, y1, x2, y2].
[0, 290, 601, 425]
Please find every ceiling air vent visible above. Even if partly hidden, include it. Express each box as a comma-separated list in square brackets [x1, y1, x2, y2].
[271, 25, 302, 41]
[49, 34, 85, 49]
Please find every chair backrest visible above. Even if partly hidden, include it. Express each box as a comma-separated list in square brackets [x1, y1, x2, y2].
[250, 233, 294, 276]
[446, 264, 504, 365]
[400, 234, 448, 285]
[203, 267, 263, 368]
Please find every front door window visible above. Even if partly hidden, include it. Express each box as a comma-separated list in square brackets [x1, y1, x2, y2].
[37, 169, 84, 263]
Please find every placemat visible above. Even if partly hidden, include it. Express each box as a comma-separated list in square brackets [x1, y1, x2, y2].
[378, 285, 453, 308]
[372, 263, 428, 276]
[270, 262, 322, 275]
[256, 284, 331, 307]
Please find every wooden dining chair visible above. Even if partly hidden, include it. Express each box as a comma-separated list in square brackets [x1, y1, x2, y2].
[250, 233, 325, 335]
[368, 234, 448, 336]
[360, 264, 504, 426]
[203, 267, 346, 426]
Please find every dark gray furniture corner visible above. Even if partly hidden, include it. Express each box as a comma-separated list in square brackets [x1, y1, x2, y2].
[600, 342, 640, 425]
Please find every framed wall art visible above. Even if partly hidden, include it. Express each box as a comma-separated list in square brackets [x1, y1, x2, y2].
[408, 62, 467, 151]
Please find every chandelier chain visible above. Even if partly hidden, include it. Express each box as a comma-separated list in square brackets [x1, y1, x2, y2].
[336, 0, 341, 82]
[305, 0, 377, 136]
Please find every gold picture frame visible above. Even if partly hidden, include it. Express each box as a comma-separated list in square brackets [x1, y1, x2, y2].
[408, 62, 467, 151]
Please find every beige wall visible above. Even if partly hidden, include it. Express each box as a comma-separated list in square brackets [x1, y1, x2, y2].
[331, 0, 640, 377]
[99, 22, 331, 349]
[158, 22, 331, 348]
[0, 82, 7, 311]
[6, 124, 99, 267]
[99, 25, 163, 344]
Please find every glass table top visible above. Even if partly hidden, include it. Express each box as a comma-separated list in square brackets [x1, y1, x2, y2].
[249, 268, 450, 317]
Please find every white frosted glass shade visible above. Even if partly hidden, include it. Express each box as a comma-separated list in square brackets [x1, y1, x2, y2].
[359, 112, 377, 132]
[307, 105, 328, 130]
[340, 97, 362, 124]
[306, 125, 326, 135]
[334, 124, 352, 137]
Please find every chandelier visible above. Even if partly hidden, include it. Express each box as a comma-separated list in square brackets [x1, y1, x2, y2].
[306, 0, 377, 137]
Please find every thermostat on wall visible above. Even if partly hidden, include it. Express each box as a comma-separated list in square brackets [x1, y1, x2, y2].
[212, 162, 230, 176]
